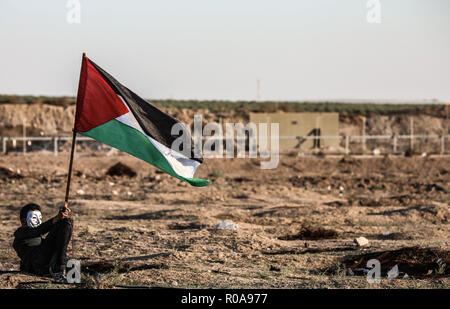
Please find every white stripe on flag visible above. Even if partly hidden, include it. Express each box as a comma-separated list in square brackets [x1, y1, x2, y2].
[115, 96, 200, 179]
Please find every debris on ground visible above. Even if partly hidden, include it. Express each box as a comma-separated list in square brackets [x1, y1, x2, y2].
[0, 166, 23, 180]
[82, 261, 168, 275]
[215, 220, 238, 230]
[387, 265, 399, 279]
[82, 261, 132, 274]
[106, 162, 137, 178]
[279, 226, 339, 241]
[404, 148, 418, 157]
[341, 247, 450, 278]
[338, 156, 362, 167]
[269, 265, 281, 272]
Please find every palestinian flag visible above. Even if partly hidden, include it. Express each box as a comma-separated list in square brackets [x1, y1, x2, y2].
[74, 55, 209, 187]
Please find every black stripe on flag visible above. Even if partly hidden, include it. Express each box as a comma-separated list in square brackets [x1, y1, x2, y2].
[89, 60, 202, 163]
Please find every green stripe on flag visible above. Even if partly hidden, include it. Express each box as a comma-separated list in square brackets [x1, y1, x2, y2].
[79, 119, 210, 187]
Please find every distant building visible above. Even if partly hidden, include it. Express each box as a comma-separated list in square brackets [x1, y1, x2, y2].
[249, 112, 339, 151]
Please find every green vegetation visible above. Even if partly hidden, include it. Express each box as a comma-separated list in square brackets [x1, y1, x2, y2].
[0, 94, 74, 106]
[0, 94, 445, 116]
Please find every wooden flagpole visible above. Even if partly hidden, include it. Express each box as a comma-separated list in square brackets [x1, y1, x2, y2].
[64, 52, 85, 210]
[64, 52, 85, 260]
[64, 130, 77, 208]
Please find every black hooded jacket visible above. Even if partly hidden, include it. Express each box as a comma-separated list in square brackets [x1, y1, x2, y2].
[12, 219, 55, 271]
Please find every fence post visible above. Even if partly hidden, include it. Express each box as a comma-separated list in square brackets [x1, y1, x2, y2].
[2, 137, 7, 154]
[362, 116, 366, 154]
[23, 119, 27, 155]
[393, 135, 397, 154]
[441, 136, 445, 155]
[54, 137, 59, 156]
[345, 136, 349, 155]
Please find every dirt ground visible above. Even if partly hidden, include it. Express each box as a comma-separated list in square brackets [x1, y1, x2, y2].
[0, 151, 448, 289]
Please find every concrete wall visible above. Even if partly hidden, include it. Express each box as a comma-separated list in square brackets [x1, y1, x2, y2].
[249, 112, 339, 150]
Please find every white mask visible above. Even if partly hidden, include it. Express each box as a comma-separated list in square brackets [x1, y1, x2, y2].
[26, 210, 42, 228]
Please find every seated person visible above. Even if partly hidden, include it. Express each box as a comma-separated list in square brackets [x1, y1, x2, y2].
[13, 203, 73, 283]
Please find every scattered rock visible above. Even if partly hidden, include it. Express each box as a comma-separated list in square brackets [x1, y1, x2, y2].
[106, 162, 137, 178]
[354, 236, 370, 247]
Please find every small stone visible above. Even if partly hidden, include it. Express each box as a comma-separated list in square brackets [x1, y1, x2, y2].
[169, 280, 178, 287]
[354, 236, 370, 247]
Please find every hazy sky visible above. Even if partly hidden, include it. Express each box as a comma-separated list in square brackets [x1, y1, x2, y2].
[1, 0, 449, 101]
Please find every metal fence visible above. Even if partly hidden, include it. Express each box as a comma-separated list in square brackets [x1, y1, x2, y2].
[1, 134, 449, 156]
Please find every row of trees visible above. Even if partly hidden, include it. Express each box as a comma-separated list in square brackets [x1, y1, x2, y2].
[0, 95, 445, 117]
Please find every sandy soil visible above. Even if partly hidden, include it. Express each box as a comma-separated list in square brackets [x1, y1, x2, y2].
[0, 152, 448, 289]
